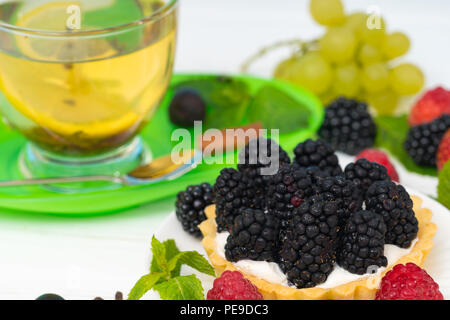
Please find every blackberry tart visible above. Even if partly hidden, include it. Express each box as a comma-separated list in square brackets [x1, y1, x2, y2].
[200, 195, 435, 300]
[199, 140, 436, 300]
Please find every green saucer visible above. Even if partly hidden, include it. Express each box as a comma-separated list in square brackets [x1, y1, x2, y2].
[0, 74, 323, 215]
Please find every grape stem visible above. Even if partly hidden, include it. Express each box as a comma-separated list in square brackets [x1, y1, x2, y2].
[240, 39, 319, 74]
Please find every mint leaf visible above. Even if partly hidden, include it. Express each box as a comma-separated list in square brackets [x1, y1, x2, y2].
[163, 239, 181, 258]
[168, 251, 215, 277]
[175, 77, 251, 129]
[375, 115, 437, 177]
[129, 237, 210, 300]
[151, 236, 168, 274]
[128, 272, 163, 300]
[151, 239, 181, 276]
[154, 275, 205, 300]
[246, 85, 311, 134]
[164, 239, 182, 277]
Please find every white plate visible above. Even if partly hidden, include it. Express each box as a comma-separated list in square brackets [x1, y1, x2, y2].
[154, 188, 450, 300]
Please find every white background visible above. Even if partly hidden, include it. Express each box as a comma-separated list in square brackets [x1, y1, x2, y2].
[175, 0, 450, 87]
[0, 0, 449, 300]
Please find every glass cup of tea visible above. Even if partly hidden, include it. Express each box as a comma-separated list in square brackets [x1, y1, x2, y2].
[0, 0, 177, 189]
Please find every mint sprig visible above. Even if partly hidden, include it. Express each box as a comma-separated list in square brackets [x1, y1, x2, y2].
[128, 236, 215, 300]
[246, 85, 311, 134]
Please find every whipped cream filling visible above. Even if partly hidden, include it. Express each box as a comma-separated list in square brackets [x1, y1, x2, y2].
[216, 231, 417, 289]
[215, 232, 290, 286]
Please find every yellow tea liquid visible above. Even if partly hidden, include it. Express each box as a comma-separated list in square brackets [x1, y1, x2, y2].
[0, 0, 176, 155]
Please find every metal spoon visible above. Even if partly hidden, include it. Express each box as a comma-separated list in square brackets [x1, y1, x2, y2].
[0, 150, 201, 188]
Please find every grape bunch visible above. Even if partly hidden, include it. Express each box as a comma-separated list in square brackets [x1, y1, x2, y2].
[274, 0, 425, 115]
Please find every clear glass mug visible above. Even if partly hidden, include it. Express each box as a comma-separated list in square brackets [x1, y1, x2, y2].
[0, 0, 177, 182]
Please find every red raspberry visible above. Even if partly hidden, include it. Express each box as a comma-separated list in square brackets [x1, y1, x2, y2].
[409, 87, 450, 126]
[437, 130, 450, 171]
[356, 149, 399, 182]
[376, 263, 444, 300]
[207, 271, 264, 300]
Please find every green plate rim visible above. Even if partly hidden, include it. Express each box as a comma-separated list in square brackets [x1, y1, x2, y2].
[0, 73, 323, 214]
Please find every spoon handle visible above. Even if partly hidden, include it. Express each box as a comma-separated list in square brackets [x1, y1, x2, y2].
[0, 150, 202, 188]
[0, 175, 126, 187]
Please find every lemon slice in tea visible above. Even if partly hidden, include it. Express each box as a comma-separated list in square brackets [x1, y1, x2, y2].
[0, 1, 145, 139]
[15, 1, 114, 61]
[0, 54, 141, 139]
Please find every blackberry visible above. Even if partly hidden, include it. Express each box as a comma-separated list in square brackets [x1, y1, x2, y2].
[314, 175, 363, 226]
[278, 195, 340, 288]
[238, 138, 290, 189]
[404, 115, 450, 167]
[175, 183, 214, 238]
[318, 97, 377, 155]
[293, 139, 342, 176]
[366, 181, 419, 248]
[344, 159, 390, 197]
[213, 168, 262, 232]
[337, 210, 388, 275]
[238, 138, 290, 175]
[266, 164, 325, 233]
[169, 89, 206, 127]
[266, 164, 326, 212]
[225, 208, 279, 262]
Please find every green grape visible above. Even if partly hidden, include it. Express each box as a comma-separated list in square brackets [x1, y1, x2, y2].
[332, 63, 360, 97]
[360, 15, 386, 46]
[287, 52, 333, 95]
[389, 63, 425, 95]
[361, 63, 389, 93]
[367, 89, 399, 115]
[273, 57, 296, 79]
[320, 27, 357, 63]
[310, 0, 345, 26]
[382, 32, 410, 60]
[358, 43, 383, 65]
[344, 12, 367, 39]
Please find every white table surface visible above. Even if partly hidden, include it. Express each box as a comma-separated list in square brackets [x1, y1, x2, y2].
[0, 0, 449, 300]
